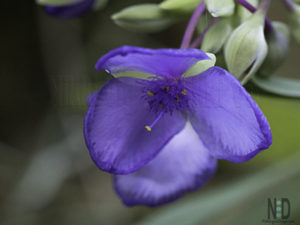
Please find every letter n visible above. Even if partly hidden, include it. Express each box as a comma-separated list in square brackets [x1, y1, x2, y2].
[268, 198, 276, 219]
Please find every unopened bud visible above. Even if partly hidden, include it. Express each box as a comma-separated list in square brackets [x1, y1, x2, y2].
[237, 0, 259, 23]
[112, 4, 176, 33]
[160, 0, 202, 14]
[36, 0, 78, 6]
[258, 22, 290, 77]
[204, 0, 235, 17]
[290, 5, 300, 44]
[224, 9, 268, 84]
[201, 19, 232, 53]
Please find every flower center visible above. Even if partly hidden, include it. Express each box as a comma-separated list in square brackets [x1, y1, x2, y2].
[141, 78, 190, 131]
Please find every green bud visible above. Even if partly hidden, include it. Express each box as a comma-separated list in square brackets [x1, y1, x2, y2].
[112, 4, 176, 33]
[183, 53, 216, 77]
[204, 0, 235, 17]
[224, 10, 268, 84]
[160, 0, 202, 14]
[36, 0, 78, 6]
[201, 19, 232, 53]
[290, 5, 300, 44]
[197, 13, 213, 33]
[237, 0, 259, 22]
[258, 22, 290, 77]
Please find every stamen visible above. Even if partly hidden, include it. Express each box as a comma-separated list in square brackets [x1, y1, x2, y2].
[176, 98, 180, 102]
[164, 87, 170, 92]
[145, 111, 164, 132]
[181, 89, 187, 95]
[145, 126, 152, 132]
[147, 90, 155, 96]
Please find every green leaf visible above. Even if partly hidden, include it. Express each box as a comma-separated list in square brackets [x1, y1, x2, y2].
[36, 0, 79, 6]
[135, 152, 300, 225]
[112, 4, 177, 33]
[252, 75, 300, 98]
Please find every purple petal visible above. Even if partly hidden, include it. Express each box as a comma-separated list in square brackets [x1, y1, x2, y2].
[95, 46, 210, 78]
[114, 122, 217, 207]
[84, 77, 186, 174]
[44, 0, 95, 18]
[184, 67, 272, 163]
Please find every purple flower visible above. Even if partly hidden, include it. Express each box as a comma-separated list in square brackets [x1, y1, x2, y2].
[44, 0, 95, 18]
[84, 46, 272, 206]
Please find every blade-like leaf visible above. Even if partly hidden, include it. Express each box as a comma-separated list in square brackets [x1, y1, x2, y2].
[252, 75, 300, 98]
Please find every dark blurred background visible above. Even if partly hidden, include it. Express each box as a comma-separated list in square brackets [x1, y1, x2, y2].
[0, 1, 299, 225]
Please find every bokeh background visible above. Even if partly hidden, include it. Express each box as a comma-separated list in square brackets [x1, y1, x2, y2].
[1, 1, 299, 225]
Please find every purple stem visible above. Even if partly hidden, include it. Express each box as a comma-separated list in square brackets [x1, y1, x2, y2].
[235, 0, 274, 33]
[282, 0, 296, 11]
[180, 1, 206, 49]
[190, 18, 220, 48]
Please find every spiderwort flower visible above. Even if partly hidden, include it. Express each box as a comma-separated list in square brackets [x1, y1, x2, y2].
[44, 0, 96, 18]
[84, 46, 272, 206]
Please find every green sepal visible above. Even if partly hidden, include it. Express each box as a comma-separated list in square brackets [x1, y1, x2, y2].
[110, 71, 153, 80]
[109, 53, 216, 79]
[183, 53, 216, 77]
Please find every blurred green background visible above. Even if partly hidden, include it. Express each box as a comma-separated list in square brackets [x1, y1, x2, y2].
[0, 1, 299, 225]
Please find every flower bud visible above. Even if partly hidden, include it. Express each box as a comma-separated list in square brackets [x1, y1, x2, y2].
[204, 0, 235, 17]
[183, 53, 216, 77]
[237, 0, 259, 22]
[112, 4, 176, 33]
[36, 0, 78, 6]
[258, 22, 290, 77]
[290, 5, 300, 44]
[159, 0, 202, 14]
[224, 9, 268, 84]
[201, 19, 232, 53]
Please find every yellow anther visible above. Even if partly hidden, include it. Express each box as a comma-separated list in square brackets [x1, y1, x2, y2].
[145, 126, 152, 132]
[147, 90, 154, 96]
[164, 87, 170, 92]
[176, 98, 180, 102]
[181, 89, 187, 95]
